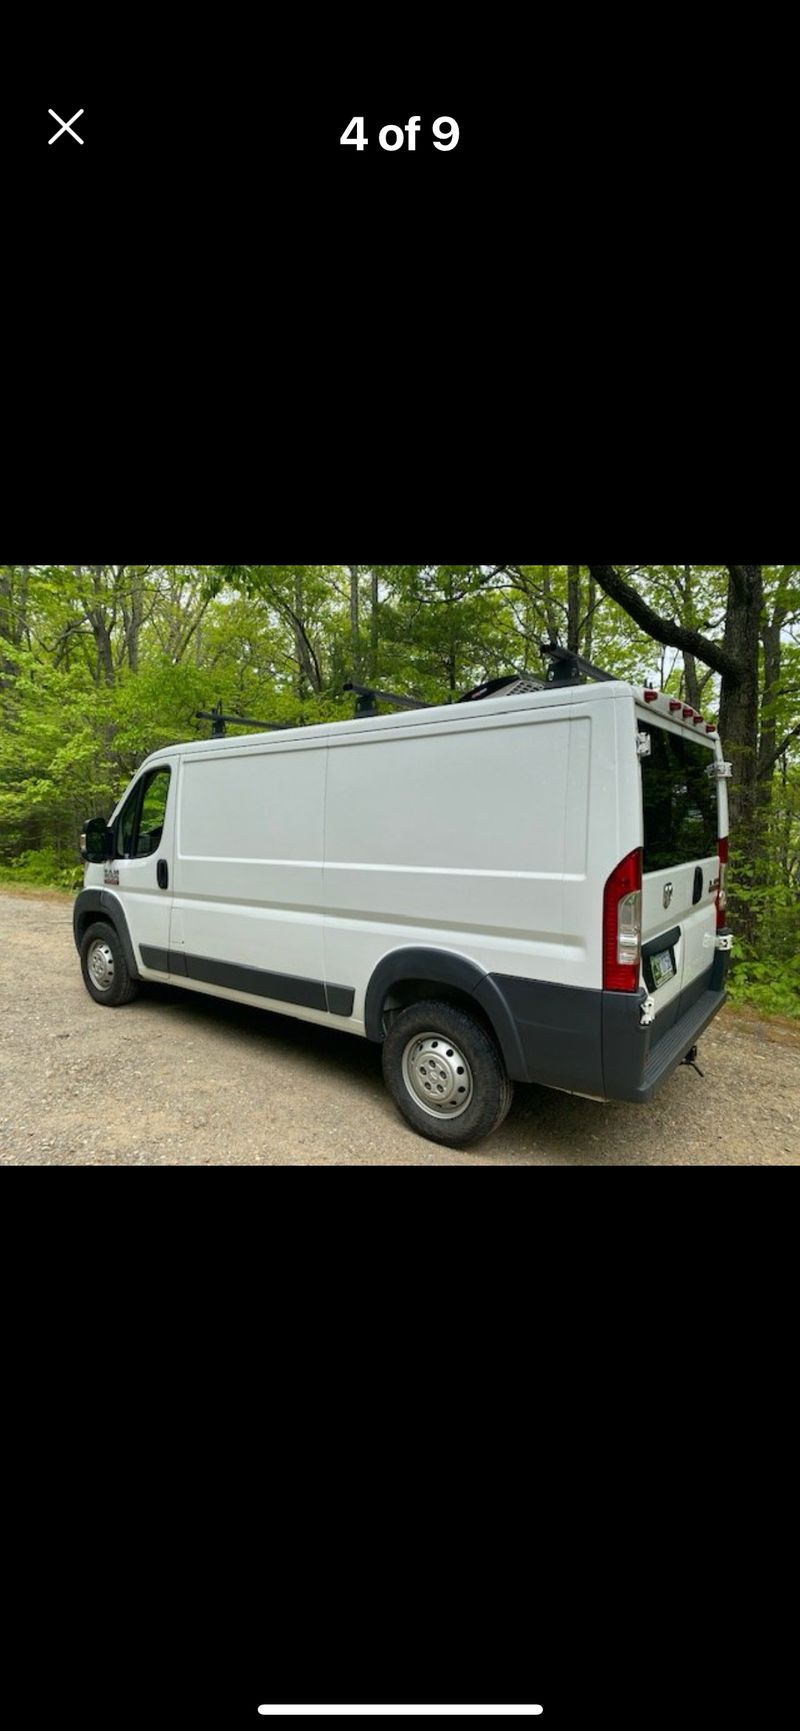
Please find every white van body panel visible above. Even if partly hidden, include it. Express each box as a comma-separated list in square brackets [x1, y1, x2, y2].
[172, 740, 327, 993]
[324, 685, 641, 1025]
[78, 679, 732, 1104]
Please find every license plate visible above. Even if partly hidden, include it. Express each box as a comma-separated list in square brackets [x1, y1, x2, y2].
[651, 949, 675, 988]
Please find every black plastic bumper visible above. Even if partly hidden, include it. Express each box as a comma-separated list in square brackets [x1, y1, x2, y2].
[602, 981, 728, 1103]
[599, 930, 732, 1102]
[486, 930, 732, 1103]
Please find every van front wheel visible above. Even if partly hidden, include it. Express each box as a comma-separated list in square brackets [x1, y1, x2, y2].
[80, 921, 139, 1007]
[382, 1000, 513, 1147]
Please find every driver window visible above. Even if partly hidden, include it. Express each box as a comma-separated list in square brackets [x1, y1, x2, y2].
[116, 768, 171, 859]
[136, 769, 171, 857]
[119, 786, 139, 858]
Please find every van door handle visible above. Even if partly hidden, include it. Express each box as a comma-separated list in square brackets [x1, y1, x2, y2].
[157, 859, 169, 890]
[693, 865, 703, 904]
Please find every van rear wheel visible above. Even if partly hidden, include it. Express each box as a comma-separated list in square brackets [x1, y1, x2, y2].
[80, 921, 139, 1007]
[382, 1000, 513, 1147]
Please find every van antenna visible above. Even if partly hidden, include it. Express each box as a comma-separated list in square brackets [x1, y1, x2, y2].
[195, 700, 298, 738]
[540, 642, 617, 686]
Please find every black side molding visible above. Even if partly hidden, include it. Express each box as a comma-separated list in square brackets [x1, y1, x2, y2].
[183, 952, 326, 1011]
[139, 945, 170, 973]
[138, 945, 354, 1018]
[326, 983, 356, 1017]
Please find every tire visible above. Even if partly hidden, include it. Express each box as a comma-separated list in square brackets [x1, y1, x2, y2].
[382, 999, 514, 1147]
[79, 920, 139, 1007]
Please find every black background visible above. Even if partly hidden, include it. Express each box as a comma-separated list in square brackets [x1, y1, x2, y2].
[5, 15, 788, 526]
[2, 20, 789, 1730]
[6, 1191, 777, 1731]
[6, 65, 503, 233]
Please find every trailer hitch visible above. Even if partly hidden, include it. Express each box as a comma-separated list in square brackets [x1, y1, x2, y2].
[682, 1045, 705, 1077]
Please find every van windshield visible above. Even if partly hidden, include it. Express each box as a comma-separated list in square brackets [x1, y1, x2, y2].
[640, 722, 718, 872]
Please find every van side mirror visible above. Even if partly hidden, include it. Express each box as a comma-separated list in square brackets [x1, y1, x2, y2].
[80, 817, 114, 863]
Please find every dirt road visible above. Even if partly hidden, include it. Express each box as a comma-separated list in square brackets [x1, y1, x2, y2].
[1, 889, 798, 1165]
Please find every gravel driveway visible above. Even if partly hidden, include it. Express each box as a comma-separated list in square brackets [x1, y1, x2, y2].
[1, 888, 798, 1165]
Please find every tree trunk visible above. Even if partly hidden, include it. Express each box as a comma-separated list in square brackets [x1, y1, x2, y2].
[541, 565, 560, 642]
[20, 565, 30, 648]
[288, 569, 323, 697]
[294, 569, 307, 700]
[683, 651, 702, 710]
[567, 565, 580, 654]
[446, 572, 457, 697]
[81, 565, 115, 686]
[0, 564, 29, 688]
[369, 569, 379, 680]
[124, 567, 143, 673]
[681, 568, 702, 710]
[349, 565, 361, 680]
[757, 608, 785, 806]
[717, 566, 762, 836]
[715, 567, 763, 947]
[583, 574, 597, 661]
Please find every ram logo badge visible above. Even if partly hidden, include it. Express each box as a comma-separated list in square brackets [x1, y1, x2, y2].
[663, 881, 674, 909]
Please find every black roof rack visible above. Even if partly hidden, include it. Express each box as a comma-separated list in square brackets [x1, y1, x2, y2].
[200, 651, 620, 740]
[196, 700, 298, 738]
[539, 642, 617, 686]
[343, 681, 431, 717]
[345, 674, 548, 716]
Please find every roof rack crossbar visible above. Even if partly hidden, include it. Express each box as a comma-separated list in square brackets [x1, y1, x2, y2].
[343, 681, 432, 717]
[196, 701, 298, 738]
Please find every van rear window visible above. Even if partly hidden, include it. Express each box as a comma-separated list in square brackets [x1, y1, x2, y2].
[640, 722, 718, 872]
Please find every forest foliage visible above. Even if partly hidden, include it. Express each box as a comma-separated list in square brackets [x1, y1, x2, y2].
[1, 564, 798, 1015]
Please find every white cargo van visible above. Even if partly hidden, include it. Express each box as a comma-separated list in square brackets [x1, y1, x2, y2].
[74, 676, 733, 1147]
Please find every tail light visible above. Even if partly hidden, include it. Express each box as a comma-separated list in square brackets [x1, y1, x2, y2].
[603, 849, 642, 991]
[717, 837, 729, 928]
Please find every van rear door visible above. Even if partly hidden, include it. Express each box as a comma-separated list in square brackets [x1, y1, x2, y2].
[638, 717, 719, 1028]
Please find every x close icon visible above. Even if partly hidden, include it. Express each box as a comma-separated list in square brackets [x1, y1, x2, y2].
[49, 109, 84, 144]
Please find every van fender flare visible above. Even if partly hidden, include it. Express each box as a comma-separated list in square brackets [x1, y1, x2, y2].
[363, 946, 527, 1080]
[73, 889, 141, 982]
